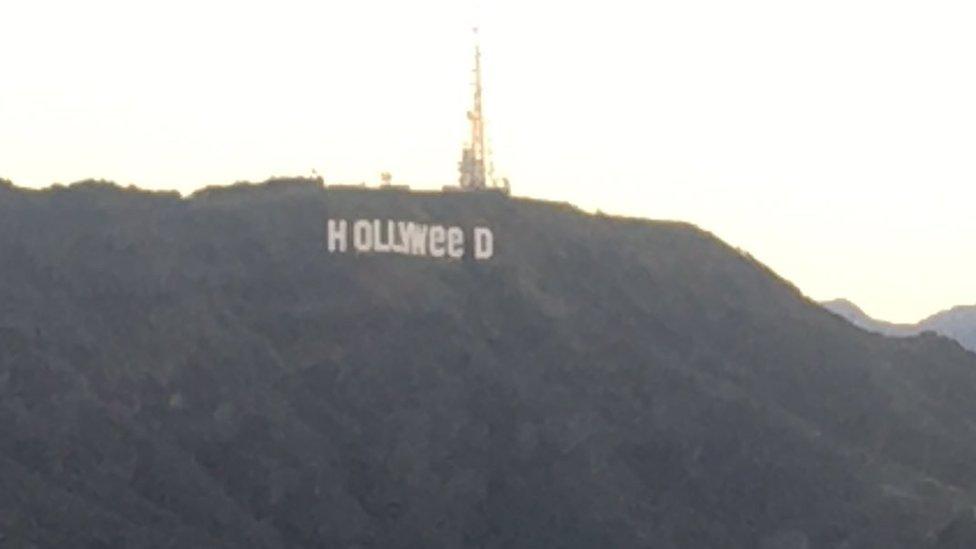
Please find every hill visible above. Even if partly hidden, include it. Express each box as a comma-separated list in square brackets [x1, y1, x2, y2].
[918, 307, 976, 354]
[824, 299, 976, 352]
[2, 178, 976, 547]
[821, 299, 918, 337]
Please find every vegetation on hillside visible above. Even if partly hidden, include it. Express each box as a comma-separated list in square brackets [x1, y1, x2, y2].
[1, 179, 975, 547]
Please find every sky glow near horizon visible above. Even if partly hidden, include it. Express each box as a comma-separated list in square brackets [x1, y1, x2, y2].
[2, 0, 975, 323]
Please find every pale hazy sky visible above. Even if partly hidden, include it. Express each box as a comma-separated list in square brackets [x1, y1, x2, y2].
[2, 0, 974, 323]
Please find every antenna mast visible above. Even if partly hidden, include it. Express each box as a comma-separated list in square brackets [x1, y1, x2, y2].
[458, 26, 509, 194]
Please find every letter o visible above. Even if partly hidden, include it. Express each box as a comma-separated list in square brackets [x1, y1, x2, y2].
[353, 220, 373, 252]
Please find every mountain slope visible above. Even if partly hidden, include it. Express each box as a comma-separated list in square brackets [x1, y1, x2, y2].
[824, 299, 976, 352]
[919, 307, 976, 353]
[2, 178, 976, 548]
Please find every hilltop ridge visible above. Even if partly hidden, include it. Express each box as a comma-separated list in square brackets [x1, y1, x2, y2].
[2, 179, 976, 547]
[824, 298, 976, 352]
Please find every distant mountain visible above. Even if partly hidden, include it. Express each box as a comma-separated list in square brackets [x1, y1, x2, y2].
[821, 299, 918, 336]
[919, 306, 976, 354]
[3, 178, 976, 547]
[824, 298, 976, 352]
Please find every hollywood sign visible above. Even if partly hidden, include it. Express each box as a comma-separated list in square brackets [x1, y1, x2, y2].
[327, 219, 494, 260]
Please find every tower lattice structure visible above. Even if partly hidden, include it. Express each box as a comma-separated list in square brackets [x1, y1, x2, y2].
[458, 27, 509, 194]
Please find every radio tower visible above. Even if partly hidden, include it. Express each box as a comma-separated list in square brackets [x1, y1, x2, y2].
[458, 27, 510, 194]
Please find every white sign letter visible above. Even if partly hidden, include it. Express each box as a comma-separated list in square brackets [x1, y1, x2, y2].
[353, 220, 373, 252]
[327, 219, 347, 252]
[447, 227, 464, 259]
[474, 227, 494, 260]
[373, 219, 392, 252]
[408, 223, 427, 256]
[429, 225, 446, 258]
[391, 221, 409, 254]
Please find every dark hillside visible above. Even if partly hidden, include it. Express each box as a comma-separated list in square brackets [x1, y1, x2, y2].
[2, 178, 976, 548]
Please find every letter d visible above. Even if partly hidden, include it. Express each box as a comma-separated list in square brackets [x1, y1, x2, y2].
[473, 227, 494, 260]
